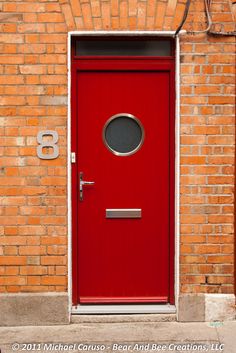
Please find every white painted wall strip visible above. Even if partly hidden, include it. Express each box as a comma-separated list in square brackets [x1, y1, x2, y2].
[67, 33, 72, 318]
[69, 30, 186, 37]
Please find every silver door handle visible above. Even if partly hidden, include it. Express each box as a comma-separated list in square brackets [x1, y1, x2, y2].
[81, 181, 95, 185]
[80, 172, 95, 201]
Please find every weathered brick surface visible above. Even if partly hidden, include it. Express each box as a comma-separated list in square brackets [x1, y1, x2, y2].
[0, 0, 235, 294]
[180, 35, 235, 294]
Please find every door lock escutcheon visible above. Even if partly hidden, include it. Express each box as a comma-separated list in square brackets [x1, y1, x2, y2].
[79, 172, 95, 201]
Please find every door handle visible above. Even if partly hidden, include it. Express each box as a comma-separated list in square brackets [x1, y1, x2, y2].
[79, 172, 95, 201]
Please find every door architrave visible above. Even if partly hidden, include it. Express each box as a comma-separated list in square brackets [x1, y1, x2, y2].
[68, 32, 181, 314]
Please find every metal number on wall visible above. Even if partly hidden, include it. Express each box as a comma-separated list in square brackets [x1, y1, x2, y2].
[36, 130, 59, 160]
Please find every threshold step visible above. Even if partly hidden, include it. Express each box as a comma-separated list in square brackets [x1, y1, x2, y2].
[71, 313, 176, 323]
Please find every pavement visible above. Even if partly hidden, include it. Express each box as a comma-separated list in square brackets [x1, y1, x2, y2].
[0, 320, 235, 353]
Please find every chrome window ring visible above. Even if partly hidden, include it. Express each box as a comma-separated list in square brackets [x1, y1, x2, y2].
[102, 113, 145, 156]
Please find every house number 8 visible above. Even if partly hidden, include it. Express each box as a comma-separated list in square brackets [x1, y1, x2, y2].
[36, 130, 59, 160]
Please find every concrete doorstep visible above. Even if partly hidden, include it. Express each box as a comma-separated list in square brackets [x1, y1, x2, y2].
[0, 321, 235, 353]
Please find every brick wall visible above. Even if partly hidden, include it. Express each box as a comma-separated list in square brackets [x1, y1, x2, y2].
[0, 0, 235, 295]
[180, 34, 235, 294]
[179, 0, 235, 295]
[0, 0, 68, 292]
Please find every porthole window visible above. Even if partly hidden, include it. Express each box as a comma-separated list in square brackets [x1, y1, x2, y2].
[103, 113, 145, 156]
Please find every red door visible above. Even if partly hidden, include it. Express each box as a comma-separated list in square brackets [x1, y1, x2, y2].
[72, 57, 175, 305]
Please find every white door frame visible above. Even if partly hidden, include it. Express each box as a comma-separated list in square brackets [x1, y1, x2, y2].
[67, 30, 184, 315]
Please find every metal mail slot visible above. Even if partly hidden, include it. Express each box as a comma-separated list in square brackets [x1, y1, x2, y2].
[106, 209, 142, 218]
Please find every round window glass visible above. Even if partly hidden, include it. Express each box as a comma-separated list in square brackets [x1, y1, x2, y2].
[103, 113, 145, 156]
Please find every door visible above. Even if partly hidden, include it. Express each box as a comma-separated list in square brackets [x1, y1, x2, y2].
[72, 53, 175, 306]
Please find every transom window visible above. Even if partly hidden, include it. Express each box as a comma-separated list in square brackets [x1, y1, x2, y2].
[75, 39, 172, 56]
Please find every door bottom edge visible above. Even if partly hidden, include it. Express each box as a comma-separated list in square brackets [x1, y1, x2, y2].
[79, 296, 168, 303]
[71, 304, 176, 315]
